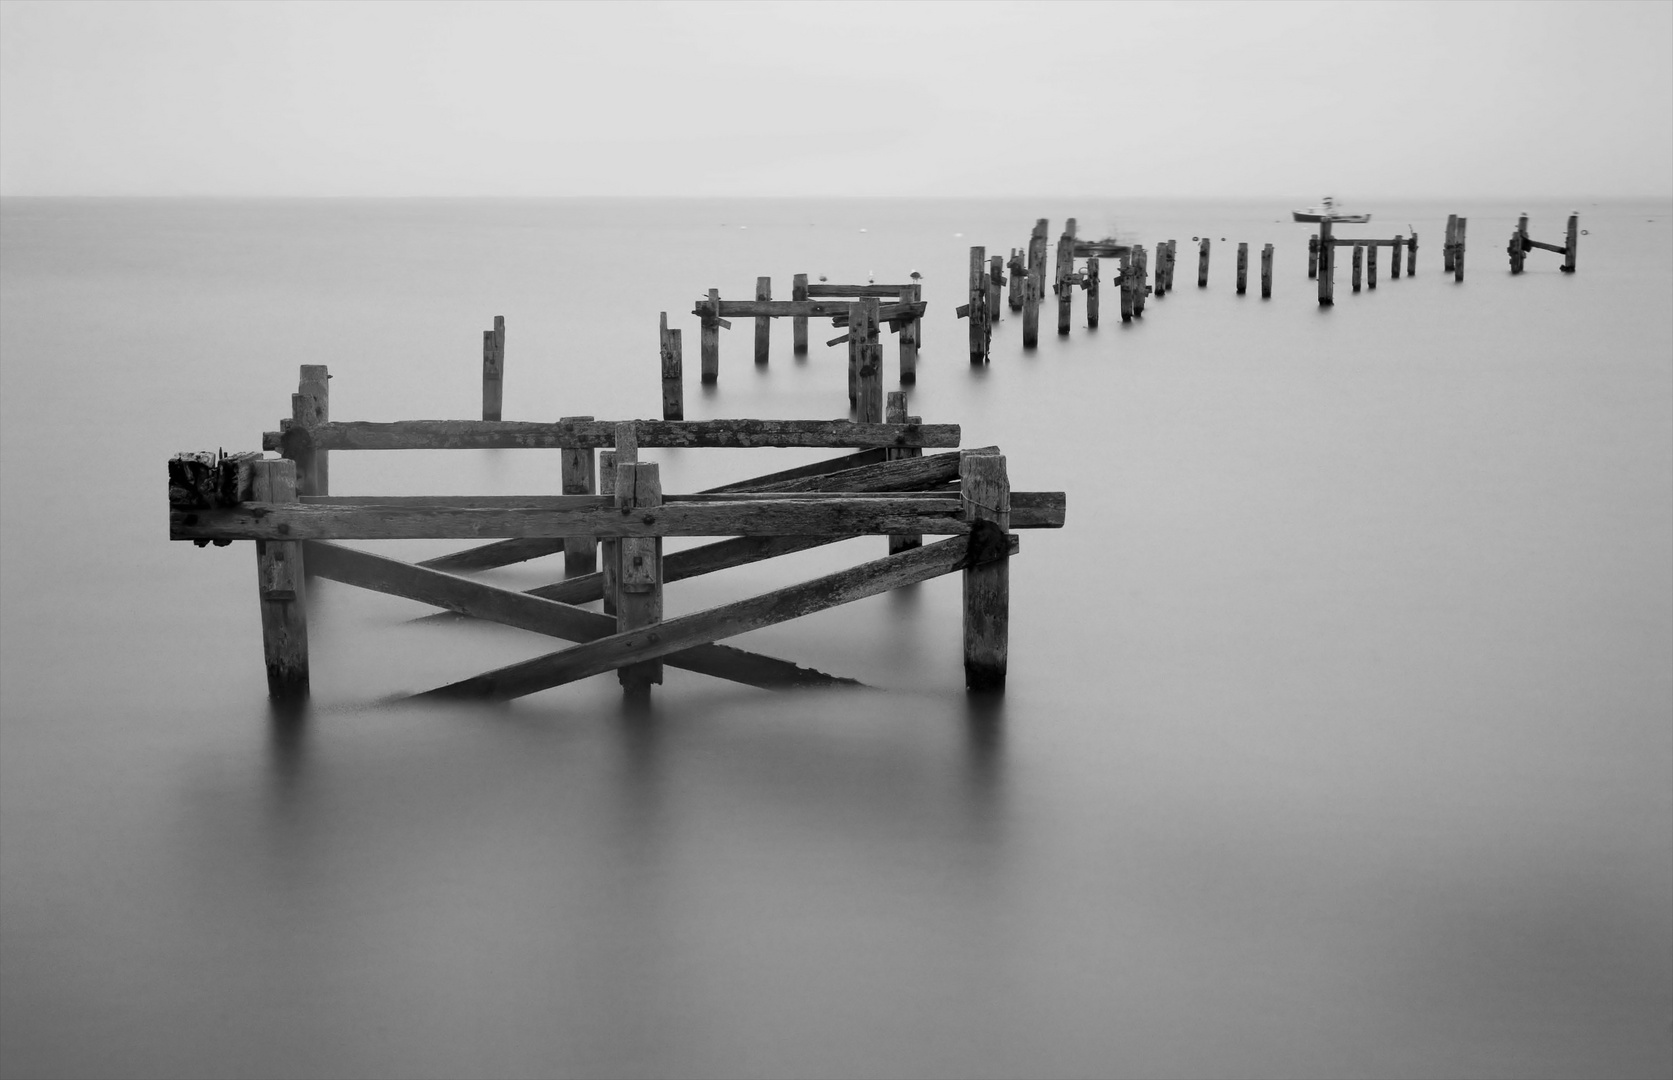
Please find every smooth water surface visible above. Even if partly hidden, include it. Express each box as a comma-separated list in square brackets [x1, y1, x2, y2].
[2, 197, 1670, 1079]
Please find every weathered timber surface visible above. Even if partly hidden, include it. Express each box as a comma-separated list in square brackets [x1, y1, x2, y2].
[829, 301, 925, 328]
[305, 542, 857, 690]
[702, 449, 887, 492]
[697, 299, 924, 320]
[253, 460, 308, 699]
[419, 537, 567, 572]
[1072, 241, 1130, 258]
[961, 453, 1009, 691]
[175, 493, 1064, 542]
[804, 283, 911, 298]
[419, 533, 1018, 701]
[265, 419, 960, 452]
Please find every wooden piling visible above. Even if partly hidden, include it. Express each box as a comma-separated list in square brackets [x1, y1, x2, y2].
[1368, 241, 1378, 288]
[482, 317, 504, 422]
[898, 284, 919, 383]
[1308, 234, 1319, 279]
[560, 415, 597, 575]
[1407, 231, 1417, 276]
[886, 391, 922, 555]
[754, 277, 771, 365]
[290, 364, 330, 497]
[1056, 221, 1077, 335]
[1454, 217, 1467, 282]
[1352, 244, 1363, 292]
[1510, 214, 1529, 274]
[1236, 242, 1248, 295]
[988, 254, 1004, 323]
[1563, 213, 1577, 273]
[598, 449, 619, 617]
[615, 460, 664, 699]
[1119, 250, 1135, 321]
[792, 273, 809, 353]
[252, 459, 308, 701]
[1008, 249, 1025, 311]
[702, 288, 721, 382]
[968, 246, 989, 363]
[1134, 245, 1148, 315]
[961, 451, 1009, 692]
[1391, 234, 1404, 278]
[853, 299, 884, 423]
[660, 314, 683, 421]
[1023, 220, 1047, 347]
[1443, 215, 1458, 273]
[1260, 243, 1273, 298]
[1085, 256, 1100, 327]
[1317, 220, 1334, 306]
[1197, 238, 1210, 287]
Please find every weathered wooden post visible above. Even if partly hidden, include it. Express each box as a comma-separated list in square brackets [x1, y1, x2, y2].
[1236, 242, 1248, 295]
[1509, 214, 1528, 274]
[1197, 238, 1210, 287]
[898, 283, 920, 383]
[1152, 241, 1167, 297]
[1352, 244, 1363, 292]
[1391, 234, 1404, 278]
[1260, 243, 1273, 298]
[988, 254, 1005, 322]
[1008, 249, 1025, 311]
[1406, 231, 1417, 275]
[659, 313, 683, 421]
[1167, 240, 1179, 291]
[853, 298, 884, 423]
[1443, 215, 1458, 273]
[886, 391, 922, 555]
[1056, 219, 1077, 335]
[701, 287, 724, 382]
[1317, 219, 1334, 306]
[252, 458, 308, 701]
[1085, 255, 1100, 327]
[1308, 234, 1319, 280]
[1119, 250, 1136, 321]
[961, 450, 1009, 692]
[967, 246, 989, 363]
[482, 316, 504, 421]
[1367, 241, 1379, 289]
[1454, 217, 1467, 282]
[754, 277, 772, 365]
[1134, 244, 1148, 315]
[598, 448, 619, 617]
[615, 458, 663, 700]
[792, 273, 809, 354]
[289, 364, 329, 497]
[1563, 212, 1578, 273]
[561, 415, 597, 575]
[1023, 219, 1047, 347]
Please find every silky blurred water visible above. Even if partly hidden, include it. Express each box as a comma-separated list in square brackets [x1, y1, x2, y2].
[2, 197, 1669, 1080]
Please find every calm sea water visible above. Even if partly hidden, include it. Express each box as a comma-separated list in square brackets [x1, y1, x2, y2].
[2, 197, 1670, 1080]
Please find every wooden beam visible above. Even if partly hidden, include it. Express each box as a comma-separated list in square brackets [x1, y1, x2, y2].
[305, 541, 858, 690]
[253, 460, 308, 700]
[265, 418, 962, 452]
[961, 452, 1009, 691]
[419, 537, 566, 573]
[418, 532, 1017, 701]
[803, 283, 912, 298]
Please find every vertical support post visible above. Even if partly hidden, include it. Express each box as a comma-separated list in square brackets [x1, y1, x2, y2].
[604, 426, 637, 622]
[702, 288, 721, 382]
[1352, 244, 1363, 292]
[1392, 234, 1404, 278]
[1563, 212, 1577, 273]
[988, 254, 1004, 322]
[1085, 255, 1100, 327]
[615, 460, 663, 701]
[1261, 243, 1273, 298]
[853, 299, 883, 423]
[289, 364, 329, 497]
[482, 318, 504, 422]
[961, 451, 1009, 692]
[1165, 240, 1178, 292]
[1318, 219, 1334, 306]
[968, 246, 989, 363]
[1407, 231, 1417, 275]
[560, 415, 597, 575]
[660, 314, 683, 421]
[1443, 215, 1458, 273]
[1236, 242, 1248, 295]
[1368, 241, 1379, 288]
[792, 273, 809, 353]
[1308, 234, 1319, 279]
[1023, 219, 1047, 347]
[1197, 238, 1210, 287]
[1454, 217, 1467, 282]
[1118, 251, 1135, 321]
[252, 459, 308, 701]
[754, 277, 771, 365]
[1008, 249, 1025, 311]
[1055, 221, 1076, 335]
[898, 284, 919, 383]
[886, 391, 922, 555]
[1510, 214, 1528, 274]
[1134, 245, 1148, 315]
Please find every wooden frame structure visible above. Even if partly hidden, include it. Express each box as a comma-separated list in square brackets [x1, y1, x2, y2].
[692, 278, 926, 388]
[172, 367, 1067, 704]
[1507, 212, 1577, 274]
[1312, 225, 1418, 306]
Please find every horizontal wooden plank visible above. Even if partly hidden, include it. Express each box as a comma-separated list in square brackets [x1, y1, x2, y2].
[305, 542, 857, 690]
[825, 302, 926, 327]
[264, 418, 961, 452]
[697, 299, 868, 319]
[1071, 241, 1130, 257]
[703, 448, 887, 492]
[803, 283, 911, 298]
[1327, 237, 1405, 246]
[299, 492, 942, 509]
[419, 537, 566, 572]
[420, 530, 1018, 701]
[1525, 238, 1567, 254]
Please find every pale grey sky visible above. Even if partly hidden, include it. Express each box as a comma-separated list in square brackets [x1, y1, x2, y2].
[2, 0, 1669, 198]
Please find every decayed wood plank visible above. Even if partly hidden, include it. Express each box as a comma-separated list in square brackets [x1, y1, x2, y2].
[701, 448, 887, 492]
[827, 301, 926, 328]
[696, 299, 919, 320]
[803, 283, 912, 298]
[305, 541, 858, 690]
[419, 532, 1018, 701]
[265, 418, 961, 452]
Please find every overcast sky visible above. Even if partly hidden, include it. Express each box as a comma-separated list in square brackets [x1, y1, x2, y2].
[2, 0, 1669, 198]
